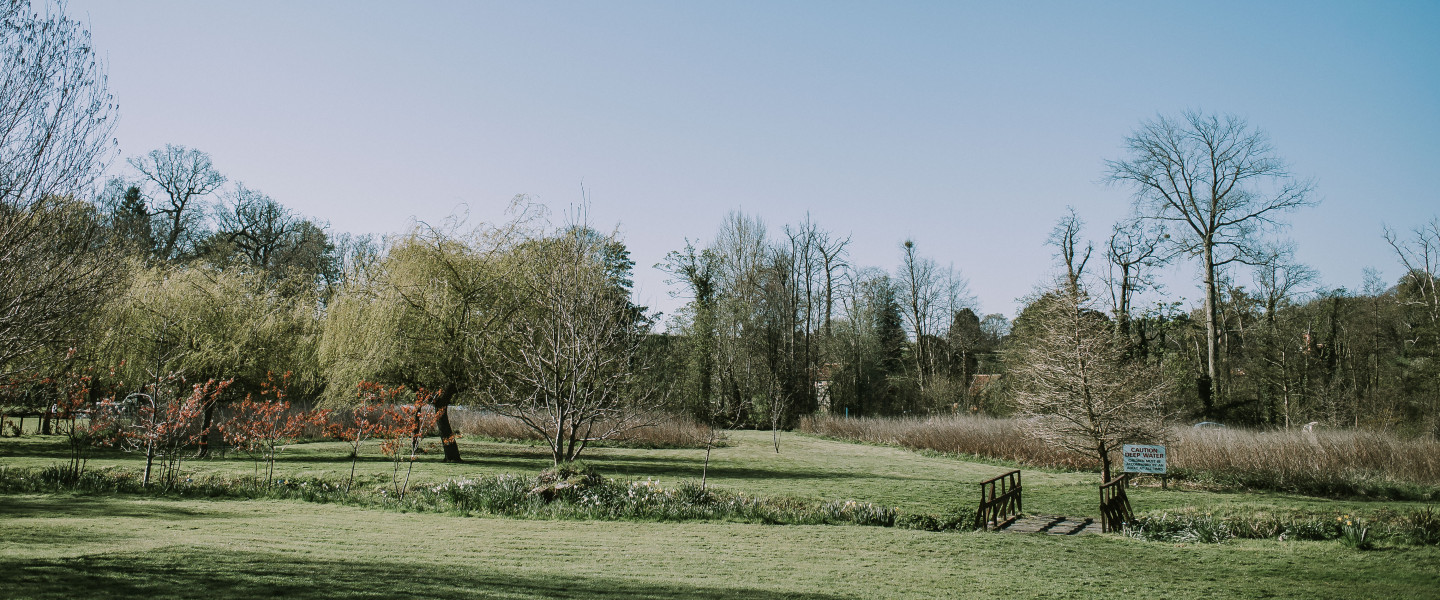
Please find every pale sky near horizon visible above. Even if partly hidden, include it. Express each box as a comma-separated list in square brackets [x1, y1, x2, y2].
[64, 0, 1440, 322]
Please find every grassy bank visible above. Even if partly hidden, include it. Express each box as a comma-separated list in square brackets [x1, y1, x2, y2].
[5, 427, 1440, 598]
[4, 494, 1439, 599]
[11, 429, 1433, 520]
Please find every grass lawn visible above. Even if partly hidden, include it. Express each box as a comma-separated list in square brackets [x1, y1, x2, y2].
[3, 430, 1439, 598]
[2, 429, 1427, 518]
[3, 494, 1437, 599]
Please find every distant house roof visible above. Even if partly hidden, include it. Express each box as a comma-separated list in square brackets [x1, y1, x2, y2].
[969, 374, 1002, 396]
[813, 362, 844, 382]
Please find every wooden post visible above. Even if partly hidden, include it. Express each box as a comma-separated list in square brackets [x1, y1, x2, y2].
[975, 470, 1023, 531]
[1100, 473, 1135, 533]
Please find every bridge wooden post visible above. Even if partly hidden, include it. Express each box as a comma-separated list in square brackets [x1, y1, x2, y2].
[974, 470, 1022, 531]
[1099, 474, 1135, 533]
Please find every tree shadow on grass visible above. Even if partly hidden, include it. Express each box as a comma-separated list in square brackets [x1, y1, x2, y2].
[593, 456, 903, 483]
[0, 437, 130, 460]
[0, 495, 225, 521]
[0, 520, 136, 551]
[265, 447, 553, 467]
[5, 550, 849, 600]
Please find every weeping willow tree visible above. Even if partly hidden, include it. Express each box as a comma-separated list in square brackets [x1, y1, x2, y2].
[319, 207, 536, 462]
[91, 261, 323, 455]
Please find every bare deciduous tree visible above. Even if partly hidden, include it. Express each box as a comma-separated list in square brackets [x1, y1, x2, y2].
[1011, 287, 1170, 481]
[1253, 241, 1316, 323]
[817, 229, 851, 337]
[0, 0, 120, 377]
[213, 185, 299, 270]
[711, 212, 770, 423]
[130, 145, 226, 261]
[1246, 242, 1317, 427]
[1107, 111, 1315, 417]
[1104, 217, 1164, 337]
[207, 184, 337, 284]
[1384, 218, 1440, 328]
[1047, 207, 1091, 296]
[0, 200, 117, 377]
[0, 0, 116, 208]
[897, 239, 969, 393]
[488, 224, 662, 465]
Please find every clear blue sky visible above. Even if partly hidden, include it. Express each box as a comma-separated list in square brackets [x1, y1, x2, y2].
[67, 0, 1440, 319]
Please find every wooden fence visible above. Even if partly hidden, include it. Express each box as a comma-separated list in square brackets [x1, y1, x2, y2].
[974, 469, 1022, 531]
[1099, 474, 1134, 533]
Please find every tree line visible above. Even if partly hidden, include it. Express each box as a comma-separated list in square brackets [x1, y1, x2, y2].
[4, 0, 1438, 472]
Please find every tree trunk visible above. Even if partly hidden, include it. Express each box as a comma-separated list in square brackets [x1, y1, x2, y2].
[772, 407, 781, 453]
[1099, 440, 1113, 482]
[552, 410, 566, 465]
[40, 404, 52, 435]
[1116, 263, 1133, 339]
[196, 402, 217, 458]
[701, 428, 716, 491]
[143, 440, 155, 487]
[434, 393, 462, 463]
[1202, 243, 1219, 418]
[162, 208, 185, 261]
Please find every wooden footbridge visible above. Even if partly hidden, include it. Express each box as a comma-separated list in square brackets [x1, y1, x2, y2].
[972, 470, 1129, 535]
[995, 515, 1102, 535]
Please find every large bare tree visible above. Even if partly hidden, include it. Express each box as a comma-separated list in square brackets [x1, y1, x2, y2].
[207, 184, 336, 283]
[212, 185, 300, 270]
[488, 224, 661, 464]
[1385, 218, 1440, 329]
[0, 0, 116, 207]
[1107, 111, 1314, 417]
[711, 212, 770, 423]
[1011, 286, 1170, 481]
[130, 145, 226, 261]
[1047, 207, 1092, 296]
[896, 239, 968, 394]
[0, 0, 120, 376]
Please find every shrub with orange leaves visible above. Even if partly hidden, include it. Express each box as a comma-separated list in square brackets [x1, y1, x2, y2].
[52, 367, 126, 483]
[93, 375, 230, 488]
[327, 381, 408, 491]
[373, 386, 446, 500]
[220, 372, 327, 485]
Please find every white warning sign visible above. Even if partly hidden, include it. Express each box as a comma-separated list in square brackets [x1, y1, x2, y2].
[1122, 444, 1167, 474]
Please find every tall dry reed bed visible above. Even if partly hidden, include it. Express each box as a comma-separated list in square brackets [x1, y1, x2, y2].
[447, 408, 714, 449]
[799, 414, 1096, 470]
[1170, 427, 1440, 498]
[800, 414, 1440, 499]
